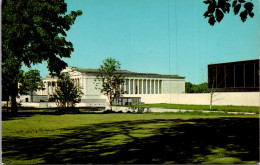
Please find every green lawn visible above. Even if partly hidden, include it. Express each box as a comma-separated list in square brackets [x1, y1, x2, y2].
[124, 103, 260, 114]
[2, 113, 259, 164]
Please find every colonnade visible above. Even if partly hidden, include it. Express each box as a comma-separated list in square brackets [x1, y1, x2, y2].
[42, 80, 58, 96]
[41, 78, 82, 96]
[40, 77, 162, 96]
[123, 79, 162, 95]
[71, 78, 82, 87]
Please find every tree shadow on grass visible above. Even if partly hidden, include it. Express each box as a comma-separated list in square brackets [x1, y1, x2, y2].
[2, 117, 259, 164]
[2, 112, 64, 121]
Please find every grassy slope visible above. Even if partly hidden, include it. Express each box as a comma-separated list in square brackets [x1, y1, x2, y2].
[124, 103, 259, 113]
[2, 113, 259, 164]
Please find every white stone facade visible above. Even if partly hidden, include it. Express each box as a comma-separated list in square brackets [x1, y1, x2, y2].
[37, 67, 185, 104]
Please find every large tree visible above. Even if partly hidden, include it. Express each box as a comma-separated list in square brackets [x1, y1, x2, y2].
[203, 0, 254, 26]
[19, 69, 43, 102]
[2, 0, 82, 113]
[95, 58, 125, 110]
[185, 82, 208, 93]
[52, 73, 83, 111]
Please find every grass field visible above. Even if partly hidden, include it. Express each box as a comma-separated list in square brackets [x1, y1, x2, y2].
[2, 113, 259, 164]
[123, 103, 259, 114]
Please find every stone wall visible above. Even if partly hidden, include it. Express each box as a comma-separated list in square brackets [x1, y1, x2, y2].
[138, 92, 259, 106]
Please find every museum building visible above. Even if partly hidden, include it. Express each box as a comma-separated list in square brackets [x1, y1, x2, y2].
[38, 67, 185, 105]
[208, 59, 259, 92]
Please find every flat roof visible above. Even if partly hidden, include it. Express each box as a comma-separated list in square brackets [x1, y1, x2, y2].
[208, 59, 259, 67]
[71, 67, 185, 79]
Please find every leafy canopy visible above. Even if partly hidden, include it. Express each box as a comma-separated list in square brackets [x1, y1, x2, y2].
[2, 0, 83, 75]
[95, 58, 125, 107]
[203, 0, 254, 26]
[19, 69, 43, 94]
[2, 0, 82, 112]
[53, 73, 83, 109]
[18, 69, 43, 102]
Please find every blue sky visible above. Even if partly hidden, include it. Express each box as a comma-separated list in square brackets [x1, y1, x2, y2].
[26, 0, 259, 84]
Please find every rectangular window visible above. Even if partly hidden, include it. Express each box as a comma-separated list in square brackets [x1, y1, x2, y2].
[139, 80, 142, 94]
[255, 63, 259, 87]
[135, 79, 138, 94]
[245, 63, 254, 87]
[217, 66, 225, 88]
[143, 80, 146, 94]
[226, 65, 234, 88]
[147, 80, 150, 94]
[155, 80, 158, 94]
[130, 79, 133, 94]
[208, 66, 216, 88]
[235, 64, 244, 87]
[151, 80, 154, 94]
[159, 80, 162, 94]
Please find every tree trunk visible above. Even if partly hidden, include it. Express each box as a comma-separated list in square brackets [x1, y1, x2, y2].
[210, 92, 213, 110]
[11, 82, 18, 114]
[109, 92, 112, 111]
[7, 99, 9, 113]
[11, 92, 17, 114]
[6, 96, 11, 112]
[30, 90, 33, 102]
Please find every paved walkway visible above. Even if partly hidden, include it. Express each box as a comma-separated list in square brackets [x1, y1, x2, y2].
[149, 108, 256, 115]
[112, 106, 257, 114]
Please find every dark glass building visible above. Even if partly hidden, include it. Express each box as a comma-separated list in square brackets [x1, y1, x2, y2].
[208, 59, 259, 92]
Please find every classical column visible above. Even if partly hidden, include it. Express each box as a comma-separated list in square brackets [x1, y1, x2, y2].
[156, 80, 159, 94]
[145, 79, 148, 94]
[119, 82, 122, 95]
[159, 80, 162, 94]
[47, 81, 49, 97]
[128, 79, 130, 94]
[150, 79, 152, 94]
[124, 80, 127, 94]
[142, 79, 143, 94]
[51, 81, 53, 95]
[154, 79, 156, 94]
[137, 79, 139, 94]
[133, 79, 135, 95]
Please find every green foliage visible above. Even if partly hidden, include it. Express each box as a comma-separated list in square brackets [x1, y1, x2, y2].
[52, 73, 83, 110]
[2, 0, 82, 74]
[185, 82, 208, 93]
[95, 58, 125, 108]
[203, 0, 254, 26]
[19, 69, 43, 102]
[2, 66, 24, 113]
[2, 69, 24, 101]
[2, 0, 82, 112]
